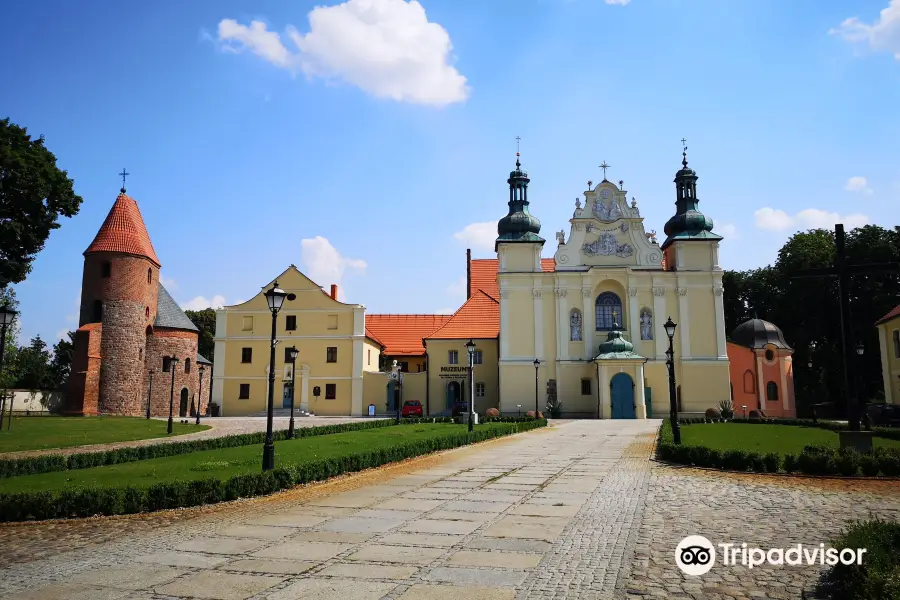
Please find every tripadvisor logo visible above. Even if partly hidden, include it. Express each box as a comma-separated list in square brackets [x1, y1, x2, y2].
[675, 536, 867, 576]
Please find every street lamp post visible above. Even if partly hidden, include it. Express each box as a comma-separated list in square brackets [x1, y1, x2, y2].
[0, 304, 18, 431]
[856, 342, 866, 428]
[196, 365, 204, 425]
[146, 369, 155, 420]
[263, 281, 294, 472]
[664, 317, 681, 444]
[167, 356, 179, 434]
[288, 346, 298, 438]
[466, 340, 476, 433]
[533, 358, 540, 417]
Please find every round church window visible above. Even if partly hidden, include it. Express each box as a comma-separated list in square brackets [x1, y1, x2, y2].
[765, 349, 774, 362]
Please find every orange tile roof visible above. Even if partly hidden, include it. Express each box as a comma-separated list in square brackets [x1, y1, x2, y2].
[84, 191, 161, 267]
[876, 303, 900, 325]
[365, 326, 386, 348]
[426, 290, 500, 340]
[469, 258, 554, 299]
[365, 314, 452, 356]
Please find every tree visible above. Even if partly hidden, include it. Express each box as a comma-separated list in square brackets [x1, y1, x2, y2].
[0, 287, 20, 392]
[185, 308, 215, 363]
[48, 332, 74, 390]
[0, 118, 83, 289]
[14, 335, 51, 391]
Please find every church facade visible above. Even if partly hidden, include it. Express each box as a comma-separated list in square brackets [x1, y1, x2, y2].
[494, 150, 731, 417]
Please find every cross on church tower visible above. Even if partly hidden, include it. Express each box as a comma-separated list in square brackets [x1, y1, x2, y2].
[516, 136, 521, 154]
[599, 161, 611, 181]
[119, 168, 130, 193]
[792, 223, 899, 431]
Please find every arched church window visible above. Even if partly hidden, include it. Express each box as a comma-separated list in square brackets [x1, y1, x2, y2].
[766, 381, 779, 401]
[185, 358, 191, 374]
[765, 349, 775, 362]
[595, 292, 623, 331]
[743, 370, 754, 393]
[147, 268, 152, 284]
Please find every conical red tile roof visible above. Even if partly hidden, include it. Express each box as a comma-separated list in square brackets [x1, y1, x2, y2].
[84, 191, 161, 267]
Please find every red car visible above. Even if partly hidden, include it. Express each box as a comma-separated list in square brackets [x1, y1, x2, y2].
[401, 400, 423, 418]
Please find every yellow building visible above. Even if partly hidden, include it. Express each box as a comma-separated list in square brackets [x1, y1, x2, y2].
[876, 304, 900, 404]
[493, 150, 731, 417]
[211, 266, 384, 416]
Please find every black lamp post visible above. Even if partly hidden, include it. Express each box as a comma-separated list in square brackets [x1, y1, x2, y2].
[664, 316, 681, 444]
[288, 345, 298, 438]
[167, 356, 179, 434]
[146, 369, 155, 419]
[263, 281, 294, 471]
[466, 340, 476, 432]
[533, 358, 540, 417]
[196, 364, 205, 425]
[855, 342, 866, 428]
[0, 304, 17, 431]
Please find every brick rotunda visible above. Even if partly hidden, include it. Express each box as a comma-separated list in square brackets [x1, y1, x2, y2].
[66, 186, 212, 417]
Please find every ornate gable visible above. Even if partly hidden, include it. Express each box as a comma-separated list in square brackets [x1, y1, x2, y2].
[553, 180, 663, 269]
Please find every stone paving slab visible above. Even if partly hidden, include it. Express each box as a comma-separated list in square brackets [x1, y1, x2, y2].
[217, 524, 299, 539]
[376, 498, 446, 511]
[318, 562, 418, 580]
[265, 578, 396, 600]
[379, 533, 465, 547]
[252, 541, 351, 561]
[134, 550, 230, 568]
[447, 550, 542, 569]
[482, 515, 570, 543]
[291, 531, 375, 544]
[245, 513, 330, 528]
[396, 584, 515, 600]
[157, 571, 284, 600]
[426, 566, 529, 587]
[69, 564, 186, 589]
[346, 544, 446, 565]
[218, 558, 318, 575]
[321, 516, 405, 533]
[401, 518, 482, 535]
[8, 583, 133, 600]
[175, 536, 269, 555]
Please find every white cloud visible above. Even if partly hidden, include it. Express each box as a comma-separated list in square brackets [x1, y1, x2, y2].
[181, 295, 227, 311]
[300, 236, 367, 292]
[830, 0, 900, 60]
[160, 276, 178, 290]
[217, 0, 469, 106]
[605, 0, 632, 4]
[717, 223, 739, 240]
[452, 222, 496, 253]
[754, 207, 869, 232]
[55, 329, 71, 343]
[844, 176, 873, 194]
[447, 275, 466, 296]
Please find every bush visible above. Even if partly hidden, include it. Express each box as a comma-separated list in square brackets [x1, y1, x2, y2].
[783, 453, 798, 473]
[485, 408, 500, 418]
[0, 419, 399, 479]
[722, 449, 750, 471]
[836, 449, 861, 477]
[860, 454, 881, 477]
[819, 519, 900, 600]
[0, 419, 548, 522]
[704, 408, 721, 420]
[763, 452, 780, 473]
[747, 452, 766, 473]
[877, 453, 900, 477]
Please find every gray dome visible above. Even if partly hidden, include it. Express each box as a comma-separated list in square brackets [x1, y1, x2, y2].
[731, 318, 791, 350]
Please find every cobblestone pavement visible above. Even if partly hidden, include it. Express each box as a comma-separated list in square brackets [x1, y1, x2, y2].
[1, 420, 898, 600]
[1, 416, 369, 460]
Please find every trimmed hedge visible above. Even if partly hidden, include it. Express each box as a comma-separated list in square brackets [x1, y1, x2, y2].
[678, 416, 900, 442]
[398, 416, 541, 425]
[655, 420, 900, 477]
[0, 419, 396, 479]
[818, 520, 900, 599]
[0, 419, 546, 522]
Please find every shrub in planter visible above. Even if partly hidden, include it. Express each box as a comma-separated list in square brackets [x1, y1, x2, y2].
[860, 454, 881, 477]
[717, 399, 734, 419]
[486, 408, 500, 418]
[763, 452, 780, 473]
[783, 454, 798, 473]
[704, 408, 721, 419]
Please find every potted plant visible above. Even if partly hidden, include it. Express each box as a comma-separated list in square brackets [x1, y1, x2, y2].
[545, 396, 563, 419]
[718, 398, 734, 420]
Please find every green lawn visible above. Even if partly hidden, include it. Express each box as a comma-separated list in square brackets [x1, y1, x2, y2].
[0, 417, 209, 454]
[1, 423, 503, 492]
[681, 423, 900, 456]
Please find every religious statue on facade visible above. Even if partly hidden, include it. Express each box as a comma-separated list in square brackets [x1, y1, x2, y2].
[570, 310, 583, 341]
[575, 197, 581, 209]
[556, 230, 566, 245]
[640, 309, 653, 340]
[646, 230, 658, 244]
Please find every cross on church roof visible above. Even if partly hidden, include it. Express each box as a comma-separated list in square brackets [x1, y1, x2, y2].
[119, 168, 130, 193]
[516, 135, 521, 154]
[681, 138, 687, 150]
[599, 161, 610, 180]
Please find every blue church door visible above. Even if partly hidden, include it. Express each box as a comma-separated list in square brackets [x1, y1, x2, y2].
[610, 373, 635, 419]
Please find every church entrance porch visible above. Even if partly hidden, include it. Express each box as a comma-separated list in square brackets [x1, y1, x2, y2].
[611, 373, 636, 419]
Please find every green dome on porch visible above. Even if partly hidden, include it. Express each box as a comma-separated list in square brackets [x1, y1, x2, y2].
[595, 325, 645, 360]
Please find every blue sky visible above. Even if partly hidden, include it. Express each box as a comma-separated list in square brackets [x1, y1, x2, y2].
[2, 0, 898, 347]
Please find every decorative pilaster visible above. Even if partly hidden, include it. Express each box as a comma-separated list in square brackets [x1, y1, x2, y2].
[779, 358, 789, 411]
[599, 363, 609, 419]
[652, 286, 666, 359]
[583, 287, 594, 358]
[299, 366, 310, 413]
[713, 285, 727, 359]
[533, 288, 544, 360]
[676, 286, 691, 358]
[556, 288, 569, 360]
[500, 288, 510, 358]
[756, 355, 765, 408]
[627, 287, 640, 340]
[635, 362, 647, 419]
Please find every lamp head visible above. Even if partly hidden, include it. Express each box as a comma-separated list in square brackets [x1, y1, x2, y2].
[855, 342, 864, 356]
[265, 281, 289, 313]
[0, 304, 17, 327]
[663, 316, 676, 340]
[533, 358, 540, 368]
[199, 364, 205, 373]
[171, 356, 180, 364]
[465, 339, 475, 355]
[289, 345, 299, 361]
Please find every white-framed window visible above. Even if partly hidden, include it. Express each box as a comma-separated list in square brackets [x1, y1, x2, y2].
[473, 350, 483, 365]
[475, 382, 485, 397]
[448, 350, 458, 364]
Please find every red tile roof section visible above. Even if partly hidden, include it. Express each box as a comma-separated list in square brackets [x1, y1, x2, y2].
[426, 290, 500, 340]
[468, 258, 554, 300]
[85, 192, 161, 267]
[365, 314, 452, 356]
[876, 303, 900, 325]
[365, 327, 386, 348]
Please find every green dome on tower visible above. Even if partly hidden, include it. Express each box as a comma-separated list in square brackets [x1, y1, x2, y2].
[661, 147, 721, 250]
[496, 154, 544, 251]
